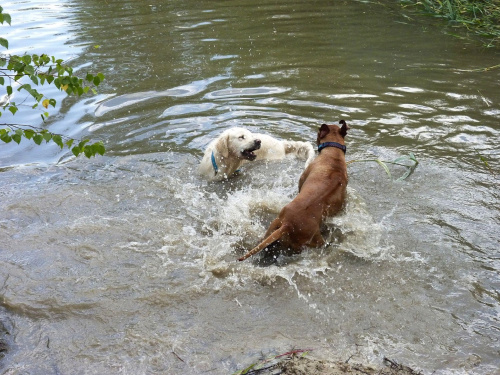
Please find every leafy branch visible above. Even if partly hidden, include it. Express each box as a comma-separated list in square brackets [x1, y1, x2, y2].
[0, 5, 106, 158]
[0, 125, 105, 157]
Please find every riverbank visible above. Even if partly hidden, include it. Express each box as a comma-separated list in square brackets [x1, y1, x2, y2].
[233, 351, 423, 375]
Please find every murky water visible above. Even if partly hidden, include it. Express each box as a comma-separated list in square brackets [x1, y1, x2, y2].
[1, 0, 499, 374]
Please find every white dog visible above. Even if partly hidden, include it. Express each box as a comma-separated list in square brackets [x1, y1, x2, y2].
[198, 127, 315, 181]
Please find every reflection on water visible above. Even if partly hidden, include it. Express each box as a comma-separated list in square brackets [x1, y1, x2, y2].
[0, 0, 499, 374]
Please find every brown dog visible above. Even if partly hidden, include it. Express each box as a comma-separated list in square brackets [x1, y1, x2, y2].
[238, 120, 349, 261]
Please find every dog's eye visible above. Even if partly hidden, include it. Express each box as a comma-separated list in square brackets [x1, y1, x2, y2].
[239, 135, 245, 140]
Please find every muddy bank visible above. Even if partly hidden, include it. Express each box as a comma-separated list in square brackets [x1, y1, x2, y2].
[234, 351, 423, 375]
[278, 357, 422, 375]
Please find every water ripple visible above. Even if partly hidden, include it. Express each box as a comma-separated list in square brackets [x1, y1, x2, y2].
[95, 76, 229, 117]
[205, 86, 290, 100]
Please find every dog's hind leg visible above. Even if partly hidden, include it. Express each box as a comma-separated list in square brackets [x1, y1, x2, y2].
[308, 232, 325, 248]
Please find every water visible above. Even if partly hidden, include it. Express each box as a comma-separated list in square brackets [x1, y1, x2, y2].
[0, 0, 499, 374]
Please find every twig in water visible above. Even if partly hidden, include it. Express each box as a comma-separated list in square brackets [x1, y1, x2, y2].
[232, 348, 313, 375]
[172, 351, 185, 363]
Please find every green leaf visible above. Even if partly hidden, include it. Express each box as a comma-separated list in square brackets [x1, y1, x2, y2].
[1, 13, 11, 25]
[86, 73, 93, 82]
[24, 129, 35, 140]
[93, 76, 101, 86]
[71, 146, 81, 157]
[65, 139, 74, 148]
[0, 38, 7, 49]
[0, 77, 3, 85]
[42, 132, 52, 143]
[93, 142, 106, 155]
[22, 55, 32, 65]
[6, 86, 12, 96]
[0, 132, 12, 143]
[12, 133, 22, 144]
[33, 134, 43, 145]
[83, 145, 93, 158]
[49, 98, 56, 107]
[78, 139, 90, 149]
[24, 64, 35, 75]
[8, 105, 18, 115]
[19, 83, 32, 93]
[12, 61, 24, 72]
[375, 159, 392, 180]
[52, 134, 63, 149]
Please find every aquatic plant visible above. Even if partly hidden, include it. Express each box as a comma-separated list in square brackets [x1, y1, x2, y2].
[347, 152, 419, 181]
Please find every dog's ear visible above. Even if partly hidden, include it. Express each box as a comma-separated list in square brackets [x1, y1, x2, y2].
[317, 124, 330, 143]
[215, 134, 230, 158]
[339, 119, 350, 138]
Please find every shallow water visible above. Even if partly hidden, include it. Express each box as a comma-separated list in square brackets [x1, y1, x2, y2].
[0, 0, 499, 374]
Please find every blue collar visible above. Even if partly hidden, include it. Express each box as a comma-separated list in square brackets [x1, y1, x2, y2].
[211, 151, 219, 174]
[318, 142, 346, 154]
[211, 151, 240, 176]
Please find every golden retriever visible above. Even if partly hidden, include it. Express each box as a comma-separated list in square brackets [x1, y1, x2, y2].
[198, 127, 315, 181]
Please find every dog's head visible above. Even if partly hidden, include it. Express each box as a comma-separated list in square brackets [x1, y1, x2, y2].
[316, 120, 350, 145]
[216, 127, 261, 160]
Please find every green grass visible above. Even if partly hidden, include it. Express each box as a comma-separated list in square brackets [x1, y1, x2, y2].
[402, 0, 500, 47]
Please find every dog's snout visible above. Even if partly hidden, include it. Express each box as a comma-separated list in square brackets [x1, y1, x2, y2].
[255, 139, 261, 148]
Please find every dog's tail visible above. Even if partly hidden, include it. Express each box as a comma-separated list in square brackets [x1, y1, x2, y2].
[238, 226, 288, 261]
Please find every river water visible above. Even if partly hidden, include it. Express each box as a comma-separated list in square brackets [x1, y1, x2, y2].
[0, 0, 499, 374]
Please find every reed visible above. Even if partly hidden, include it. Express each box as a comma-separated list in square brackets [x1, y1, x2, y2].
[403, 0, 500, 47]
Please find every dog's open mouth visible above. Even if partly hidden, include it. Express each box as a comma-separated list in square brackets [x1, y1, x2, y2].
[241, 144, 260, 161]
